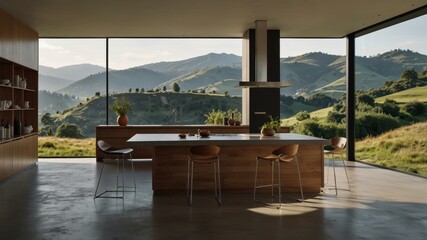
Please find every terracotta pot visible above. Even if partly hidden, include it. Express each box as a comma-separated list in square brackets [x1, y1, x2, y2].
[117, 115, 129, 126]
[234, 120, 241, 126]
[261, 128, 275, 136]
[228, 118, 235, 126]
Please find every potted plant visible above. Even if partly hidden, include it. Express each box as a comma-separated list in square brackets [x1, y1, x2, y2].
[260, 115, 281, 136]
[112, 97, 132, 126]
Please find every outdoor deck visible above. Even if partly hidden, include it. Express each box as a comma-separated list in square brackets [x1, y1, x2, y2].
[0, 158, 426, 240]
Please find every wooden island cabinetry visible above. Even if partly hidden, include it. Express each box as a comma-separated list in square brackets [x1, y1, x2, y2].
[0, 9, 38, 181]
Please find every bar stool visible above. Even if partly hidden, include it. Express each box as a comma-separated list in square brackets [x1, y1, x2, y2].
[187, 145, 221, 206]
[94, 140, 136, 199]
[323, 136, 350, 195]
[254, 144, 304, 209]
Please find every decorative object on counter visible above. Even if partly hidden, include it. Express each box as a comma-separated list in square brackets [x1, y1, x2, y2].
[13, 75, 27, 88]
[223, 117, 229, 125]
[24, 101, 30, 109]
[23, 123, 33, 134]
[226, 109, 242, 126]
[227, 117, 235, 126]
[21, 78, 27, 89]
[0, 79, 10, 85]
[198, 129, 211, 138]
[15, 75, 21, 87]
[0, 119, 4, 139]
[112, 97, 132, 126]
[4, 121, 12, 139]
[1, 100, 12, 109]
[178, 133, 187, 139]
[14, 118, 21, 137]
[260, 115, 281, 136]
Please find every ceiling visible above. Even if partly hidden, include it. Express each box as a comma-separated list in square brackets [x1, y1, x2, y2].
[0, 0, 426, 38]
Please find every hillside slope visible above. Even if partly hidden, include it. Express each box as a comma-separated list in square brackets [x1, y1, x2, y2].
[356, 121, 427, 176]
[55, 92, 241, 137]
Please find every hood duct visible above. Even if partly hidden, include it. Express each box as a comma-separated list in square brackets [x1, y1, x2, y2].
[239, 20, 292, 88]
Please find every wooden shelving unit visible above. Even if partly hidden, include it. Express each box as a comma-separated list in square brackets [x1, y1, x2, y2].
[0, 9, 38, 181]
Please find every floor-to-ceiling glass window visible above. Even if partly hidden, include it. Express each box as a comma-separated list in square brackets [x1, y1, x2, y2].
[280, 38, 346, 139]
[108, 39, 242, 125]
[38, 39, 106, 156]
[355, 15, 427, 176]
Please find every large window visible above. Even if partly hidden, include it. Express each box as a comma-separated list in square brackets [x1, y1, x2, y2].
[355, 15, 427, 176]
[38, 39, 106, 156]
[107, 39, 242, 125]
[280, 38, 346, 139]
[38, 38, 242, 156]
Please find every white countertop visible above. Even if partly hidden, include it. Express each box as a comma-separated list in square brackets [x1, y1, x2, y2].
[127, 133, 330, 147]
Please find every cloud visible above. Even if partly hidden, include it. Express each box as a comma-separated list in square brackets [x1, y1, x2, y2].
[39, 41, 70, 54]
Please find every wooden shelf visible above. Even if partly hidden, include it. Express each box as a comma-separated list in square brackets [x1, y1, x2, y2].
[0, 8, 38, 181]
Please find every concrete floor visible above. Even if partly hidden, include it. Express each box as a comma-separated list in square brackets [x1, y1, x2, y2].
[0, 158, 426, 240]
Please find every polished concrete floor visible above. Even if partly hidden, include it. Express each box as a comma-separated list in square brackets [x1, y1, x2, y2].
[0, 158, 426, 240]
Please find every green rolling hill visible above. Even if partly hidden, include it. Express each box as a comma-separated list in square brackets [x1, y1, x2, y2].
[375, 86, 427, 103]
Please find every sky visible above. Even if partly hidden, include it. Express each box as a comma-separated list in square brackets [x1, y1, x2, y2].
[39, 15, 427, 70]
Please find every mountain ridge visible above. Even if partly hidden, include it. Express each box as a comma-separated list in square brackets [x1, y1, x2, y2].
[47, 49, 427, 99]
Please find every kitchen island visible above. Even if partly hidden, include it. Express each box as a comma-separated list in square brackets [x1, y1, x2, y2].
[127, 133, 329, 193]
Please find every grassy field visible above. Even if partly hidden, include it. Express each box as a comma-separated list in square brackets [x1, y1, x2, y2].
[355, 121, 427, 176]
[375, 86, 427, 103]
[38, 137, 96, 157]
[282, 106, 332, 126]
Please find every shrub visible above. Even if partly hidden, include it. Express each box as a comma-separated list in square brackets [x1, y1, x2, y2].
[355, 112, 401, 139]
[381, 99, 400, 117]
[42, 142, 56, 149]
[293, 120, 345, 139]
[55, 123, 83, 138]
[326, 111, 345, 123]
[295, 111, 310, 121]
[403, 101, 425, 116]
[204, 109, 225, 125]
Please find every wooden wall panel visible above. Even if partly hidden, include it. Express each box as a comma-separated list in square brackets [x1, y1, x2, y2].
[0, 142, 13, 179]
[0, 8, 38, 70]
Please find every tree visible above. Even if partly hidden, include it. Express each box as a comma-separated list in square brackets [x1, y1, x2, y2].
[173, 83, 180, 92]
[295, 111, 311, 121]
[400, 69, 418, 82]
[41, 113, 54, 126]
[381, 99, 400, 117]
[224, 91, 229, 97]
[55, 122, 83, 138]
[129, 88, 132, 93]
[141, 88, 145, 93]
[95, 92, 100, 97]
[356, 93, 375, 107]
[135, 88, 139, 93]
[403, 101, 425, 116]
[163, 86, 167, 91]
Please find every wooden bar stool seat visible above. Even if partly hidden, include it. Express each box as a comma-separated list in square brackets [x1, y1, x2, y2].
[94, 140, 136, 199]
[187, 145, 221, 206]
[254, 144, 304, 209]
[323, 136, 351, 195]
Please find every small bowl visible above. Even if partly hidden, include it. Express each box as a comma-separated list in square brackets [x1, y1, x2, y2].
[199, 130, 211, 138]
[178, 133, 187, 139]
[0, 79, 10, 85]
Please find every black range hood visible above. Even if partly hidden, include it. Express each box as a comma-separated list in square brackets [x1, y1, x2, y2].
[238, 20, 292, 88]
